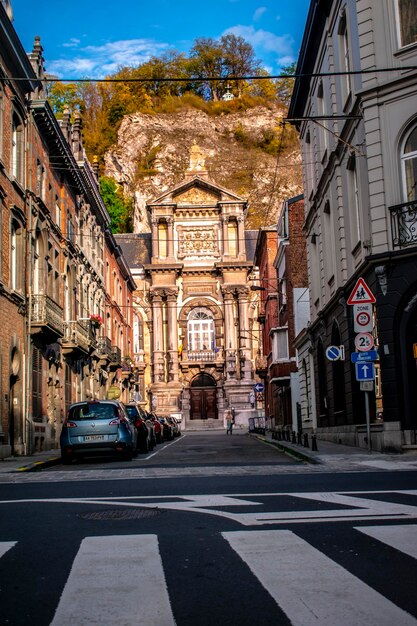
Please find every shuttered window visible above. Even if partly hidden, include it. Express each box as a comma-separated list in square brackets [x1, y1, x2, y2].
[32, 347, 43, 422]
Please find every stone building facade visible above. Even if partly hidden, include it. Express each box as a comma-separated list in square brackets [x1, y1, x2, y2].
[118, 155, 261, 429]
[289, 0, 417, 451]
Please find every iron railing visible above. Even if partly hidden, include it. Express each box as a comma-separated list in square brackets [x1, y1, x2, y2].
[390, 200, 417, 248]
[31, 294, 64, 336]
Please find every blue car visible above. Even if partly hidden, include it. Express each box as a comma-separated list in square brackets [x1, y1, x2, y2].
[60, 400, 137, 464]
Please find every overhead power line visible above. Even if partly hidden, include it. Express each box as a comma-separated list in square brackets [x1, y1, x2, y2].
[2, 66, 417, 83]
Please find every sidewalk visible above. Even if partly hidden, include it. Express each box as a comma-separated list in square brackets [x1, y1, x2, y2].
[250, 431, 417, 471]
[0, 449, 61, 474]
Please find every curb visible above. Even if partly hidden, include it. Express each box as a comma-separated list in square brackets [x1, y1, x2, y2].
[250, 433, 321, 465]
[16, 456, 62, 472]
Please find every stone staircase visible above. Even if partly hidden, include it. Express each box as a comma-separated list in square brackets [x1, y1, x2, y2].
[184, 419, 224, 431]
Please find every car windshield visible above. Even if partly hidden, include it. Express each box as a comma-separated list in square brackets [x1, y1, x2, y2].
[68, 402, 117, 421]
[125, 406, 140, 419]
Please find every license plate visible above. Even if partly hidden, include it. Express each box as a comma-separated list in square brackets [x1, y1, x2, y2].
[84, 435, 105, 442]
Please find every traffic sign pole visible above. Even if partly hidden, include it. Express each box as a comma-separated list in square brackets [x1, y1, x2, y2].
[365, 391, 371, 453]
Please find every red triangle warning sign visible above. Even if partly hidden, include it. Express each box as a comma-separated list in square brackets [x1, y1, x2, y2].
[347, 278, 376, 305]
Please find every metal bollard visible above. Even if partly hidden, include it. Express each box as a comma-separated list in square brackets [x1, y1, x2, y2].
[277, 430, 282, 440]
[297, 431, 302, 445]
[291, 431, 297, 444]
[303, 433, 309, 448]
[311, 434, 318, 451]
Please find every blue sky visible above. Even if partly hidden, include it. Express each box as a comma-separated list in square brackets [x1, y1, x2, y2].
[12, 0, 311, 79]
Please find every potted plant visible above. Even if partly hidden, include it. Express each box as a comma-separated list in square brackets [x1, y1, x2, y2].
[90, 313, 103, 328]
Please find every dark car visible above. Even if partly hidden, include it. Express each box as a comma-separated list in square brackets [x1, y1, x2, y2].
[125, 403, 154, 453]
[60, 400, 137, 463]
[159, 416, 174, 441]
[166, 416, 181, 437]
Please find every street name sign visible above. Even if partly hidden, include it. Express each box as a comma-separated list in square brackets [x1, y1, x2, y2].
[347, 278, 376, 305]
[353, 303, 373, 333]
[351, 350, 378, 363]
[355, 362, 375, 381]
[355, 332, 375, 352]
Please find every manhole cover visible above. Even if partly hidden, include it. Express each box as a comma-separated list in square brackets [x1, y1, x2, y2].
[79, 508, 162, 521]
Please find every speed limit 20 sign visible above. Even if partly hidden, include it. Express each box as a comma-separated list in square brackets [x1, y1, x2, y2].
[355, 332, 375, 352]
[353, 304, 373, 333]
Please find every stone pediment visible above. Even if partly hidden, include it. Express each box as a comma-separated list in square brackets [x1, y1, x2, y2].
[174, 187, 219, 206]
[148, 176, 245, 208]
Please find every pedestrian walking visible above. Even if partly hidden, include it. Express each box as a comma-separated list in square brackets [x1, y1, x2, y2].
[226, 410, 234, 435]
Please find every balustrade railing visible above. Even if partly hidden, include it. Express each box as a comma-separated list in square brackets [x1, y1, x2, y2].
[390, 200, 417, 248]
[31, 294, 64, 336]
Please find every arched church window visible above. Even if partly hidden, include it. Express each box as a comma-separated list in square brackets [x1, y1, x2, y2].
[187, 307, 215, 351]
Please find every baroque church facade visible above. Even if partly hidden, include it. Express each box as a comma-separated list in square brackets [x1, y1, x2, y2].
[117, 148, 260, 429]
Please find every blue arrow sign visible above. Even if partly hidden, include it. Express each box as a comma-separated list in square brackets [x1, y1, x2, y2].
[355, 362, 375, 381]
[351, 350, 378, 363]
[254, 383, 264, 393]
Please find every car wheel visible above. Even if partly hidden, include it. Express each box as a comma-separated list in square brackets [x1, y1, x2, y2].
[61, 454, 72, 465]
[141, 439, 149, 454]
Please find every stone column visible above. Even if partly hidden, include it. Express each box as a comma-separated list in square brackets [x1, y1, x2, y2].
[165, 288, 179, 382]
[166, 217, 174, 259]
[237, 286, 252, 380]
[222, 216, 229, 257]
[150, 289, 165, 383]
[222, 287, 236, 380]
[237, 216, 245, 258]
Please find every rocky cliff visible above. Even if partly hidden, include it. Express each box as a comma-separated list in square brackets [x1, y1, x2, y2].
[104, 104, 303, 232]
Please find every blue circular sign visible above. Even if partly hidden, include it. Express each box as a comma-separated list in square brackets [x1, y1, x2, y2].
[325, 345, 341, 361]
[254, 383, 264, 392]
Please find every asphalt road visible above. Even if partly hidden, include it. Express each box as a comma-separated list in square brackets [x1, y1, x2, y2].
[1, 431, 417, 626]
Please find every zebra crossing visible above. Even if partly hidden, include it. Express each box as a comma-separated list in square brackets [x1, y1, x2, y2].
[2, 524, 417, 625]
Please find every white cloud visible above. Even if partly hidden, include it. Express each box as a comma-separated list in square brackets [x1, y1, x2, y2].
[46, 38, 169, 78]
[253, 7, 267, 22]
[223, 24, 296, 73]
[62, 38, 80, 48]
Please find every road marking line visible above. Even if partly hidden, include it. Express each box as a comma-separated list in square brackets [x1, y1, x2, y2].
[144, 434, 185, 461]
[223, 530, 416, 626]
[0, 542, 16, 558]
[50, 535, 176, 626]
[357, 524, 417, 559]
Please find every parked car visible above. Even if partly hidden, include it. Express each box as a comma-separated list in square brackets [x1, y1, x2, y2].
[147, 412, 164, 443]
[60, 400, 137, 463]
[143, 412, 157, 448]
[159, 416, 175, 441]
[166, 416, 181, 437]
[125, 403, 154, 453]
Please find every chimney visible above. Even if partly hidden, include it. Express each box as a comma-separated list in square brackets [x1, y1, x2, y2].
[28, 36, 45, 98]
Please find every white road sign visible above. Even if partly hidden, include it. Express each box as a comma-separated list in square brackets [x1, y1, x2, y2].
[353, 303, 373, 333]
[355, 332, 375, 352]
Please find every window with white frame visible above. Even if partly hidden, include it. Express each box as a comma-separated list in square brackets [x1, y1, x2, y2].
[338, 12, 352, 107]
[401, 125, 417, 202]
[10, 215, 24, 292]
[11, 111, 24, 184]
[396, 0, 417, 48]
[317, 81, 329, 157]
[187, 308, 215, 351]
[346, 153, 361, 248]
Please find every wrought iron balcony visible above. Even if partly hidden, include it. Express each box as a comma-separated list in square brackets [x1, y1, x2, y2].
[30, 294, 64, 338]
[62, 319, 90, 355]
[390, 200, 417, 248]
[109, 345, 122, 369]
[96, 335, 113, 361]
